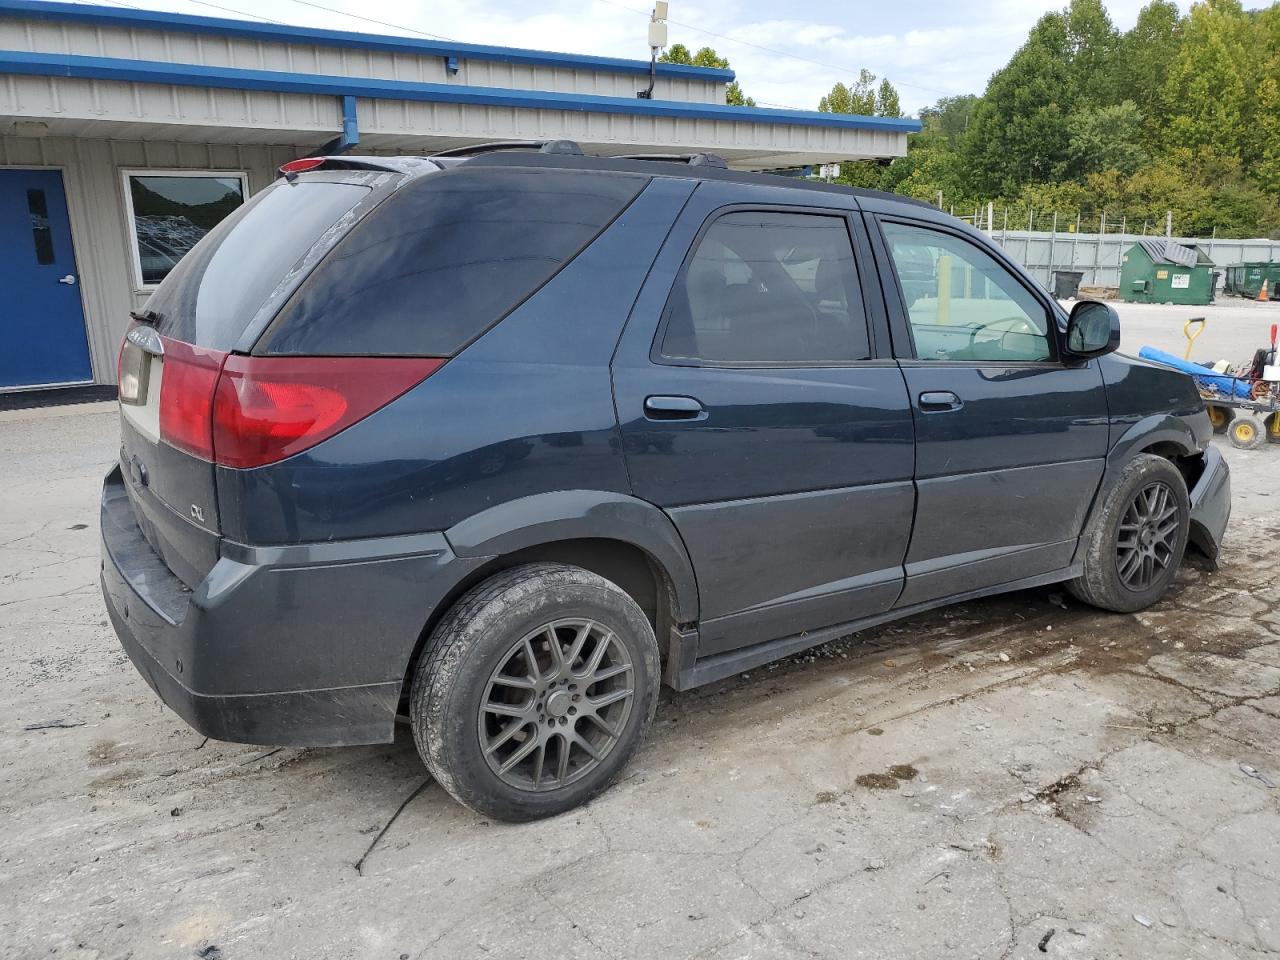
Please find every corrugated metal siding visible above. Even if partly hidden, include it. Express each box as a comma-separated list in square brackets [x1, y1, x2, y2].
[3, 72, 343, 139]
[2, 73, 904, 162]
[0, 17, 723, 102]
[1, 134, 307, 383]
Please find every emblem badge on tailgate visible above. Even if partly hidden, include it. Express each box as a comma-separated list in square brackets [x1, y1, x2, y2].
[190, 504, 205, 524]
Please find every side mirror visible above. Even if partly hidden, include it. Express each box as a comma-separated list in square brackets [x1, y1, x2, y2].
[1064, 300, 1120, 359]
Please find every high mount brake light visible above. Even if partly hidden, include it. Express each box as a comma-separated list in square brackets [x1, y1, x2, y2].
[280, 157, 327, 176]
[157, 344, 444, 468]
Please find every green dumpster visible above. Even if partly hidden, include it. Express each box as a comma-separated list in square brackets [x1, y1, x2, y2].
[1224, 261, 1280, 299]
[1119, 239, 1216, 306]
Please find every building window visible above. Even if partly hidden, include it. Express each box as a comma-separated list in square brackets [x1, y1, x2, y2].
[122, 170, 248, 288]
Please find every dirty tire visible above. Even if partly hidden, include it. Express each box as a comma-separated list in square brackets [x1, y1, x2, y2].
[1067, 454, 1190, 613]
[1229, 415, 1266, 450]
[1265, 412, 1280, 444]
[410, 562, 660, 822]
[1206, 404, 1233, 435]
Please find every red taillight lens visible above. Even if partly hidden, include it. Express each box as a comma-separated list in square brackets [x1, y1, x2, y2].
[158, 338, 228, 460]
[280, 157, 326, 175]
[211, 356, 445, 468]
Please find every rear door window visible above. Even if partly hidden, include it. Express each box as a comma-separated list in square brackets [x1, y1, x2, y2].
[659, 210, 870, 364]
[260, 169, 647, 357]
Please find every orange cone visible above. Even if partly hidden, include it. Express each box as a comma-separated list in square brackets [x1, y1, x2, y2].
[1260, 279, 1270, 302]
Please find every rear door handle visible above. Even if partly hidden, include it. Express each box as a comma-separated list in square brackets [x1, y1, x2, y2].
[919, 390, 963, 412]
[644, 395, 706, 421]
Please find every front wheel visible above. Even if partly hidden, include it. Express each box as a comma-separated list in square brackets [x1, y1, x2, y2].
[410, 563, 660, 821]
[1068, 454, 1190, 613]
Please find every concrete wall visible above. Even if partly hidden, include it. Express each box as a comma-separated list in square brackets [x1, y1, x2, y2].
[1, 134, 308, 384]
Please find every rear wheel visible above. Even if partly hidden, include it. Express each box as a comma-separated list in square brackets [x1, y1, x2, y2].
[1068, 454, 1190, 613]
[1266, 412, 1280, 444]
[410, 562, 660, 821]
[1206, 404, 1233, 435]
[1229, 415, 1266, 450]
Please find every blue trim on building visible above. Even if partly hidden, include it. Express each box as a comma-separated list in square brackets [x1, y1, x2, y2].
[0, 50, 923, 132]
[339, 95, 359, 151]
[0, 0, 736, 81]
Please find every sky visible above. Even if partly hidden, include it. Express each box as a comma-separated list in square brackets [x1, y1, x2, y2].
[98, 0, 1185, 114]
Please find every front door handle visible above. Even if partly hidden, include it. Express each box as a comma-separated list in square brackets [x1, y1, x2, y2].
[644, 395, 706, 421]
[919, 390, 963, 412]
[58, 275, 77, 285]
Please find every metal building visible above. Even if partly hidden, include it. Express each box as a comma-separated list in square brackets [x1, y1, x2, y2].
[0, 0, 920, 391]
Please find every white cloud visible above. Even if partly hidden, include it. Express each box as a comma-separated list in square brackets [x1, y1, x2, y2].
[109, 0, 1190, 114]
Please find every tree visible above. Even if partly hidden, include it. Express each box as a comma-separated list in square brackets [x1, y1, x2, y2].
[1118, 0, 1183, 147]
[659, 43, 755, 106]
[818, 69, 878, 116]
[1159, 0, 1250, 159]
[875, 79, 902, 118]
[961, 0, 1120, 194]
[1066, 100, 1147, 177]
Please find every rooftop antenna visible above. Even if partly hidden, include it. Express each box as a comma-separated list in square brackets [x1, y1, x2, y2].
[636, 2, 668, 99]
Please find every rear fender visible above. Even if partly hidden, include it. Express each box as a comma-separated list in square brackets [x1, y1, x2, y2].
[444, 490, 700, 624]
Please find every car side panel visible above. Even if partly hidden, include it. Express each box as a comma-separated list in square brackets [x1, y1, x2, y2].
[863, 209, 1111, 607]
[217, 178, 696, 545]
[611, 182, 916, 660]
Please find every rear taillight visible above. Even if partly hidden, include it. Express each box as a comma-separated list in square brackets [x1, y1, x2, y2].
[157, 339, 443, 468]
[211, 356, 444, 468]
[159, 338, 228, 460]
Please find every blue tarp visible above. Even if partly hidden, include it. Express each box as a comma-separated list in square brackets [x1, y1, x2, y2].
[1137, 346, 1253, 399]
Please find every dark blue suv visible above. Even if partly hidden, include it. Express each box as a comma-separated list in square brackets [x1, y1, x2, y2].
[102, 142, 1231, 820]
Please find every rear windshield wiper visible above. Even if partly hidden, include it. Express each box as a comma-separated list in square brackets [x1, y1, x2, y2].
[129, 308, 163, 325]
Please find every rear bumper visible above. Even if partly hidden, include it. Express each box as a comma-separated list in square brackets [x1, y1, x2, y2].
[100, 465, 484, 746]
[1188, 444, 1231, 567]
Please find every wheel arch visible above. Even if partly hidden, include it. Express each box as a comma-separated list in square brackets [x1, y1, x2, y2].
[400, 491, 700, 699]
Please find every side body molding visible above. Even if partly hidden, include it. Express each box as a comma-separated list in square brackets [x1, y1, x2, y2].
[444, 489, 701, 624]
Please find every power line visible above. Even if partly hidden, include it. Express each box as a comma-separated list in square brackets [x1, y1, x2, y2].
[590, 0, 951, 99]
[276, 0, 455, 42]
[177, 0, 286, 24]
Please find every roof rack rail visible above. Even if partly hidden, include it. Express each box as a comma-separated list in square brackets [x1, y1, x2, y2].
[430, 139, 584, 158]
[611, 152, 728, 169]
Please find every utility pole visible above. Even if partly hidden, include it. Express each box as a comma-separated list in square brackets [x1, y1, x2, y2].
[1165, 210, 1173, 239]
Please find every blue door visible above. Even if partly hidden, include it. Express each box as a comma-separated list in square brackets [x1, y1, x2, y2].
[0, 169, 93, 388]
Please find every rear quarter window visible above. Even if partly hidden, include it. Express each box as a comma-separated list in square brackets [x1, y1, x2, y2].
[259, 169, 647, 357]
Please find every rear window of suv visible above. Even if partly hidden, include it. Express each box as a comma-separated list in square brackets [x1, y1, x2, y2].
[144, 179, 373, 350]
[258, 169, 647, 357]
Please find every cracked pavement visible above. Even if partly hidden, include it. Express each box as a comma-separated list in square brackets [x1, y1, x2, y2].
[2, 402, 1279, 960]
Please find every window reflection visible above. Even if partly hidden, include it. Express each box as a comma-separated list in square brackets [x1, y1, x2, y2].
[128, 175, 245, 285]
[26, 189, 54, 265]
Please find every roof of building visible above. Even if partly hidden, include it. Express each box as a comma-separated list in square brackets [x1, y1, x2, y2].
[1135, 238, 1213, 267]
[0, 49, 923, 133]
[0, 0, 736, 81]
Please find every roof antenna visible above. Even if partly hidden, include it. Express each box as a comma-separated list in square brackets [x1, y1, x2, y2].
[636, 2, 668, 99]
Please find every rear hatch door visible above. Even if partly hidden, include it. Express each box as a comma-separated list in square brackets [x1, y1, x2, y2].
[116, 170, 399, 586]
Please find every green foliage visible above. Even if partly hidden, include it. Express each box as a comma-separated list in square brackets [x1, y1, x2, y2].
[1066, 100, 1147, 176]
[839, 0, 1280, 238]
[659, 43, 755, 106]
[818, 69, 879, 115]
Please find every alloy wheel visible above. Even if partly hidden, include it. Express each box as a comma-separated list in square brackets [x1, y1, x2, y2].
[1116, 480, 1179, 592]
[479, 619, 635, 792]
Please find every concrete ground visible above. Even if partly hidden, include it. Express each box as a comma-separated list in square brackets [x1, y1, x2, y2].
[3, 307, 1280, 960]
